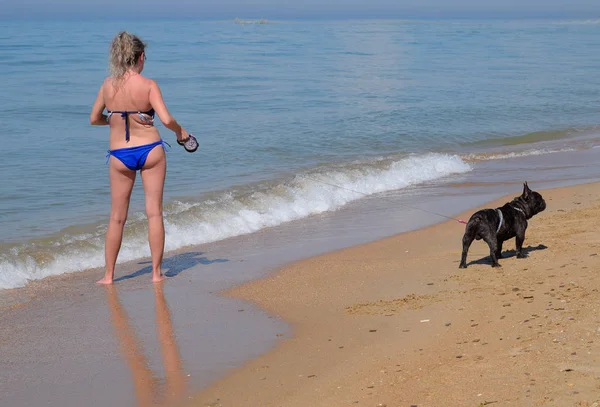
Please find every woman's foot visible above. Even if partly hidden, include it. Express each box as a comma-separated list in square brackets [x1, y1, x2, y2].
[152, 270, 166, 283]
[96, 277, 114, 285]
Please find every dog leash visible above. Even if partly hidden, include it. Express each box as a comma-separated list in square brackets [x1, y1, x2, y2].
[298, 175, 468, 225]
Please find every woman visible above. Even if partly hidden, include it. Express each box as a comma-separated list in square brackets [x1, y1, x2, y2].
[90, 31, 189, 284]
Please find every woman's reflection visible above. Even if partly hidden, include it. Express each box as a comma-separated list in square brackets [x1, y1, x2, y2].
[105, 284, 187, 406]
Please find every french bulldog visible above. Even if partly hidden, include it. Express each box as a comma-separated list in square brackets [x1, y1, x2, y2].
[459, 182, 546, 268]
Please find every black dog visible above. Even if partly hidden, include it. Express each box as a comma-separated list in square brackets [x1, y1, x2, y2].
[459, 182, 546, 268]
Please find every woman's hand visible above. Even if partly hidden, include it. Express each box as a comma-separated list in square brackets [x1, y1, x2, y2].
[176, 127, 189, 143]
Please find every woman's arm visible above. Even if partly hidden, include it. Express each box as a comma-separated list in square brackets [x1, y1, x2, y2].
[90, 83, 109, 126]
[148, 80, 188, 141]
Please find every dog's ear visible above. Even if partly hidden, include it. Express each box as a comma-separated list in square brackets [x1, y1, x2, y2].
[523, 182, 531, 198]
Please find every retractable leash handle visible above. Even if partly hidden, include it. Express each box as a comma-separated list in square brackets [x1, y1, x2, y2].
[177, 134, 199, 153]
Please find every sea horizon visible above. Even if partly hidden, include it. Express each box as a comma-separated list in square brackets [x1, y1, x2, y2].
[2, 14, 600, 22]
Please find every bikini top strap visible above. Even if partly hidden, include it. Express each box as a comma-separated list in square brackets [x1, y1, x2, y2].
[106, 109, 155, 142]
[119, 112, 132, 142]
[106, 110, 132, 142]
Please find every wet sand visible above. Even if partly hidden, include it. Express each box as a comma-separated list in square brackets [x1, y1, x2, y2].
[191, 181, 600, 407]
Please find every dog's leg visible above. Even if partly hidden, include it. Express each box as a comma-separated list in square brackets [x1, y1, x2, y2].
[496, 238, 504, 259]
[516, 227, 528, 259]
[459, 233, 474, 269]
[482, 234, 501, 267]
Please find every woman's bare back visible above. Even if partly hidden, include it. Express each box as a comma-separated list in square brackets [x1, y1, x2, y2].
[104, 73, 160, 149]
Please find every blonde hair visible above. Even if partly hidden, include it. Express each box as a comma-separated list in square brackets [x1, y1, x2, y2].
[109, 31, 146, 79]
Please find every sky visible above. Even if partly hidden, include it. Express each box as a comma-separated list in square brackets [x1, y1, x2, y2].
[1, 0, 599, 19]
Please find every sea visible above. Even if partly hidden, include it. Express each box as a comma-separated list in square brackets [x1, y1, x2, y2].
[1, 17, 600, 291]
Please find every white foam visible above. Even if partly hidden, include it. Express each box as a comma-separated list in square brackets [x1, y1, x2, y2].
[0, 153, 471, 290]
[464, 147, 575, 161]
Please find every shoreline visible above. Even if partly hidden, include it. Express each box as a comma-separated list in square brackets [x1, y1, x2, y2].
[189, 181, 600, 407]
[2, 135, 597, 291]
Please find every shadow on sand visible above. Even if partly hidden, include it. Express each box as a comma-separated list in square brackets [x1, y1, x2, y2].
[114, 251, 229, 282]
[465, 243, 548, 267]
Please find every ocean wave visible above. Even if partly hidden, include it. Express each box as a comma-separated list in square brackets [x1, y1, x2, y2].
[552, 20, 600, 25]
[0, 153, 471, 290]
[463, 147, 576, 162]
[462, 128, 584, 148]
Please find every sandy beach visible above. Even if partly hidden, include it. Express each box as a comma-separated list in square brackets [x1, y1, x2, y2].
[3, 169, 600, 407]
[190, 181, 600, 407]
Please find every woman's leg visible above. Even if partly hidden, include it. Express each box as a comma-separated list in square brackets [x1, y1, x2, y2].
[97, 158, 136, 284]
[140, 146, 167, 282]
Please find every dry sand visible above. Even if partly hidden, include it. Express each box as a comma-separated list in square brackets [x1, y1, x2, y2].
[187, 182, 600, 407]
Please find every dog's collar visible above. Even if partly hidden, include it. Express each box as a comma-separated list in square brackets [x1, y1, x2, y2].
[496, 209, 503, 234]
[512, 205, 526, 216]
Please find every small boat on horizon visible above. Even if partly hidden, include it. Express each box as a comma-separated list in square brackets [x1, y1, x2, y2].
[234, 17, 270, 25]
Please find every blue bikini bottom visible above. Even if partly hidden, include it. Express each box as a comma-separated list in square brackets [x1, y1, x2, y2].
[106, 140, 170, 171]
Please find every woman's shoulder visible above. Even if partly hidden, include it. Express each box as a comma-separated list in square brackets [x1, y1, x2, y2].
[139, 75, 158, 86]
[140, 77, 164, 95]
[100, 77, 115, 92]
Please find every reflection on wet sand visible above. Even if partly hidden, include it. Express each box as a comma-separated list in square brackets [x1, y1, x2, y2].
[105, 284, 187, 406]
